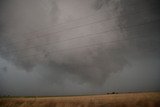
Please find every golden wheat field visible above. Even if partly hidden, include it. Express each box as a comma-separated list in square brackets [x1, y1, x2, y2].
[0, 92, 160, 107]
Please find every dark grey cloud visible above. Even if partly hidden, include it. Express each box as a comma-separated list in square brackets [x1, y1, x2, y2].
[0, 0, 160, 96]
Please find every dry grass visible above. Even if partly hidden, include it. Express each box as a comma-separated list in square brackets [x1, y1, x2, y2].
[0, 92, 160, 107]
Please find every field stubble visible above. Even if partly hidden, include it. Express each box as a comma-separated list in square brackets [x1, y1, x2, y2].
[0, 92, 160, 107]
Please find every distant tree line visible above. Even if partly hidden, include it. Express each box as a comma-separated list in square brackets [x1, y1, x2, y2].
[107, 92, 118, 94]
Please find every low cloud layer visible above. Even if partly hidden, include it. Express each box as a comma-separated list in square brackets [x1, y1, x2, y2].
[0, 0, 160, 96]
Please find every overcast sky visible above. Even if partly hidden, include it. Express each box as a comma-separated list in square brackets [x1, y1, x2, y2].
[0, 0, 160, 96]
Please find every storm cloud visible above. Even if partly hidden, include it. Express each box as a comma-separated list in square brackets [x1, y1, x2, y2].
[0, 0, 160, 96]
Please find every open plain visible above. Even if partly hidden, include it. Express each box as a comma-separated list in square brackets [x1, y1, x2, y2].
[0, 92, 160, 107]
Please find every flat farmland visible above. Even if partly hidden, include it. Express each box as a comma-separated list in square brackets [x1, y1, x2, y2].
[0, 92, 160, 107]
